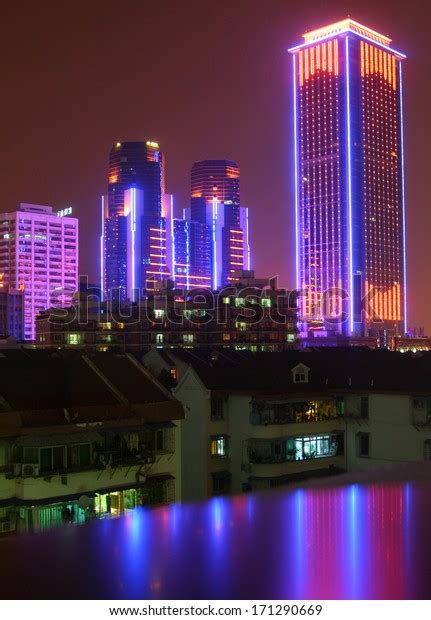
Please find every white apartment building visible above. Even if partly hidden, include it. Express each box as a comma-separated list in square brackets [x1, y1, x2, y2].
[167, 349, 431, 501]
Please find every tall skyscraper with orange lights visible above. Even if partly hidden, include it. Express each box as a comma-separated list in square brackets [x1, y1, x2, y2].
[102, 141, 170, 299]
[188, 160, 250, 287]
[289, 20, 407, 339]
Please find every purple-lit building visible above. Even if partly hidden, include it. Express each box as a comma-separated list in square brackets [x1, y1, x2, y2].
[0, 203, 78, 341]
[289, 20, 407, 339]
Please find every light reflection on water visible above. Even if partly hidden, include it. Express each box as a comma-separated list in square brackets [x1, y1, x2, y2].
[1, 481, 431, 599]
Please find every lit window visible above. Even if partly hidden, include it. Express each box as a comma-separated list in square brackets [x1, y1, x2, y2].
[156, 333, 164, 345]
[67, 333, 81, 345]
[154, 309, 165, 319]
[182, 334, 194, 344]
[223, 297, 230, 305]
[261, 298, 271, 308]
[210, 435, 228, 457]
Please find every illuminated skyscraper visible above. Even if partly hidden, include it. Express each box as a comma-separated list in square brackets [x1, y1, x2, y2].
[102, 141, 170, 299]
[188, 160, 250, 287]
[289, 20, 407, 338]
[191, 160, 240, 204]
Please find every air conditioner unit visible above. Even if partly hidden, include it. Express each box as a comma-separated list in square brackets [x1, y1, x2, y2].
[22, 464, 39, 477]
[0, 520, 15, 533]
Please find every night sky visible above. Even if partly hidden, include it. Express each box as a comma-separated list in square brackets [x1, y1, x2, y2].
[1, 0, 430, 331]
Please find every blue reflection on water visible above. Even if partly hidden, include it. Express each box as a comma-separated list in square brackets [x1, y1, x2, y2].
[2, 479, 431, 600]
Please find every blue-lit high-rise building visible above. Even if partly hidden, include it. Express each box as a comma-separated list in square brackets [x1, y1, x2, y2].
[101, 141, 170, 300]
[172, 219, 212, 289]
[185, 160, 251, 288]
[289, 20, 407, 339]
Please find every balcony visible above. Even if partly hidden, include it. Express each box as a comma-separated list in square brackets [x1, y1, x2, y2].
[250, 399, 342, 426]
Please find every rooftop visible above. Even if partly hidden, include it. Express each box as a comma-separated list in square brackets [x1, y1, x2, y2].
[176, 348, 431, 395]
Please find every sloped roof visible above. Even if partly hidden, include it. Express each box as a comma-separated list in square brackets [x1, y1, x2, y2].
[184, 348, 431, 395]
[0, 349, 174, 411]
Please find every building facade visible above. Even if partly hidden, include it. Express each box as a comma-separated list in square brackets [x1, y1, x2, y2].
[36, 274, 298, 352]
[102, 141, 171, 299]
[0, 203, 78, 341]
[289, 20, 407, 339]
[0, 350, 183, 537]
[172, 349, 431, 501]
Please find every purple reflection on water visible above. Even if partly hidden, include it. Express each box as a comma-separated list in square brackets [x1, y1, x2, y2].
[1, 480, 431, 599]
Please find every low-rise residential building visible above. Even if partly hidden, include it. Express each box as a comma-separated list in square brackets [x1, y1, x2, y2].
[0, 350, 183, 536]
[35, 278, 298, 352]
[172, 348, 431, 501]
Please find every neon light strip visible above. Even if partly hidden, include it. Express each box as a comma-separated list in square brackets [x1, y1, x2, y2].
[100, 195, 104, 298]
[212, 197, 217, 289]
[131, 187, 136, 301]
[293, 53, 300, 296]
[346, 36, 354, 334]
[289, 31, 406, 60]
[186, 221, 190, 289]
[246, 209, 251, 269]
[399, 61, 407, 334]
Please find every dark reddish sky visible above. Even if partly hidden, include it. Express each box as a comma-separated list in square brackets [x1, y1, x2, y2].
[1, 0, 430, 331]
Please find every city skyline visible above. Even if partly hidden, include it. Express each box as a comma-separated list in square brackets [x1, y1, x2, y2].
[1, 0, 429, 331]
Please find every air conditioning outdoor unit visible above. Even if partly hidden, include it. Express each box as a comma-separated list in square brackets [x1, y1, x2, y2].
[0, 521, 15, 533]
[22, 464, 39, 477]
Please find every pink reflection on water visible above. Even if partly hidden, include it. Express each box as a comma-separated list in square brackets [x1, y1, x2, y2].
[1, 480, 431, 599]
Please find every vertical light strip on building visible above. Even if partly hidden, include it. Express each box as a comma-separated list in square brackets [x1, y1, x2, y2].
[246, 209, 251, 270]
[293, 53, 300, 298]
[345, 36, 354, 334]
[212, 196, 218, 289]
[399, 62, 408, 334]
[100, 195, 105, 298]
[131, 187, 136, 301]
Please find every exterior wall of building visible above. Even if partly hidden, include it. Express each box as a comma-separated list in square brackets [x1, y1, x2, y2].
[0, 422, 182, 535]
[0, 287, 24, 340]
[345, 394, 431, 470]
[173, 370, 210, 502]
[0, 205, 78, 341]
[175, 373, 347, 501]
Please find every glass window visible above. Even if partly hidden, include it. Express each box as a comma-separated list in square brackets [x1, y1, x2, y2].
[67, 333, 81, 345]
[210, 435, 228, 457]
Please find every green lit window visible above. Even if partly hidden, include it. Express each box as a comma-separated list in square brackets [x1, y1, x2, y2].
[183, 334, 194, 344]
[210, 435, 228, 457]
[223, 297, 230, 305]
[67, 333, 81, 345]
[262, 298, 271, 308]
[235, 297, 245, 307]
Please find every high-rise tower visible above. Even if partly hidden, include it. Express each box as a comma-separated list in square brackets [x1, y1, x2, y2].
[289, 20, 407, 338]
[188, 160, 250, 288]
[102, 141, 170, 299]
